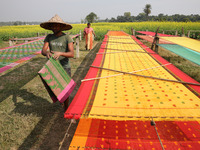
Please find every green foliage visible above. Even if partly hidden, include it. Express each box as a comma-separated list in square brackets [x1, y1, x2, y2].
[85, 12, 98, 23]
[143, 4, 152, 17]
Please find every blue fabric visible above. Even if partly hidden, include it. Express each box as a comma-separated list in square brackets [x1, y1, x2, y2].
[158, 44, 200, 65]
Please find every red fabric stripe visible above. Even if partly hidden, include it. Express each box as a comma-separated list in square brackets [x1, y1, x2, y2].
[64, 36, 108, 119]
[78, 119, 200, 149]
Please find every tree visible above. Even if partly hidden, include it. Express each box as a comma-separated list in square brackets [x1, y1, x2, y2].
[183, 17, 191, 22]
[85, 12, 98, 23]
[124, 12, 132, 22]
[136, 13, 146, 21]
[143, 4, 152, 20]
[124, 12, 131, 18]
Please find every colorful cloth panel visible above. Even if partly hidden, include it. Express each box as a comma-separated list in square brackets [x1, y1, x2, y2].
[67, 31, 200, 149]
[158, 44, 200, 65]
[160, 37, 200, 53]
[137, 35, 174, 44]
[69, 118, 200, 150]
[65, 31, 200, 121]
[38, 57, 76, 103]
[0, 38, 44, 73]
[136, 31, 176, 37]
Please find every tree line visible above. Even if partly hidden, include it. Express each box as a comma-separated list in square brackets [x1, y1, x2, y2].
[85, 4, 200, 23]
[101, 13, 200, 22]
[0, 21, 41, 26]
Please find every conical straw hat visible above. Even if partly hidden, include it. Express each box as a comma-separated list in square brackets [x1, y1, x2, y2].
[40, 14, 72, 31]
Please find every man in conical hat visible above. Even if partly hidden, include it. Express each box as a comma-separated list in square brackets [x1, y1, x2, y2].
[40, 14, 74, 110]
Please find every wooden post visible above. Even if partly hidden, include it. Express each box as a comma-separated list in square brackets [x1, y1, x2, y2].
[131, 27, 135, 36]
[76, 37, 79, 58]
[79, 30, 82, 41]
[9, 39, 13, 46]
[155, 37, 159, 53]
[181, 27, 185, 37]
[151, 27, 160, 50]
[175, 30, 178, 36]
[37, 32, 39, 37]
[187, 30, 190, 37]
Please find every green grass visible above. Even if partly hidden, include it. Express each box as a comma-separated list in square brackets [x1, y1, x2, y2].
[0, 40, 101, 149]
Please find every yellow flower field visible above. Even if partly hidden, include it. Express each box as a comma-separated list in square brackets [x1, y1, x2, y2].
[0, 22, 200, 41]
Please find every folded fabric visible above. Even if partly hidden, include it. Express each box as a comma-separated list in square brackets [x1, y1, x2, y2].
[38, 57, 76, 103]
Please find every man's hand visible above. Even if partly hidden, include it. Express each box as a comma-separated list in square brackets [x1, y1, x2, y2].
[52, 51, 62, 60]
[46, 51, 52, 59]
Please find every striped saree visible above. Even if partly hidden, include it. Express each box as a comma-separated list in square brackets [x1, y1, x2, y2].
[38, 57, 76, 103]
[84, 27, 94, 50]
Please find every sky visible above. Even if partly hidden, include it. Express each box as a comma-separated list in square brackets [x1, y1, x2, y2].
[0, 0, 200, 23]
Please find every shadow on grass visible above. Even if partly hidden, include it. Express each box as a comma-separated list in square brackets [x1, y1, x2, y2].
[16, 42, 101, 150]
[0, 57, 47, 103]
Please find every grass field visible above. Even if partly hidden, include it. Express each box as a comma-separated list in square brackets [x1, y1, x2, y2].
[0, 40, 101, 149]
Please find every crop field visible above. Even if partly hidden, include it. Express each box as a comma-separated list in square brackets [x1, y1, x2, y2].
[0, 22, 200, 42]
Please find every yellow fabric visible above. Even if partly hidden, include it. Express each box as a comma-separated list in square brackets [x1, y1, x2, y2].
[161, 37, 200, 53]
[81, 34, 200, 121]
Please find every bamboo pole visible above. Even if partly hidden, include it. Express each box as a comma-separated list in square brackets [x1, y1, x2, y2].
[103, 41, 137, 44]
[97, 48, 155, 54]
[90, 65, 200, 86]
[108, 36, 131, 39]
[82, 63, 172, 82]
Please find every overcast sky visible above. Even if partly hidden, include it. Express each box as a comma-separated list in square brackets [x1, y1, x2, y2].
[0, 0, 200, 22]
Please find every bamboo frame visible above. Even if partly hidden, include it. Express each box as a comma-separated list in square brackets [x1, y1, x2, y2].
[89, 65, 200, 86]
[97, 48, 155, 54]
[82, 63, 172, 82]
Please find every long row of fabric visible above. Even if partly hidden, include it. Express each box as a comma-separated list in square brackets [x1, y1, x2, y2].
[137, 31, 200, 65]
[64, 31, 200, 149]
[0, 38, 44, 73]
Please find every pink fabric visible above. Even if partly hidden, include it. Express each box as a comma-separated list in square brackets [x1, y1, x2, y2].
[57, 79, 76, 103]
[84, 27, 93, 34]
[0, 66, 12, 73]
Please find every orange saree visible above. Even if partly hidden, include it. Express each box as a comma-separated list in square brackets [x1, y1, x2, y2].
[84, 27, 93, 50]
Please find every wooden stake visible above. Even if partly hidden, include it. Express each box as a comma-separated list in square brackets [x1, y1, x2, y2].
[155, 37, 159, 53]
[151, 27, 160, 50]
[187, 30, 190, 37]
[75, 37, 79, 58]
[131, 27, 135, 36]
[181, 27, 185, 37]
[90, 65, 200, 86]
[79, 30, 82, 41]
[175, 30, 178, 36]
